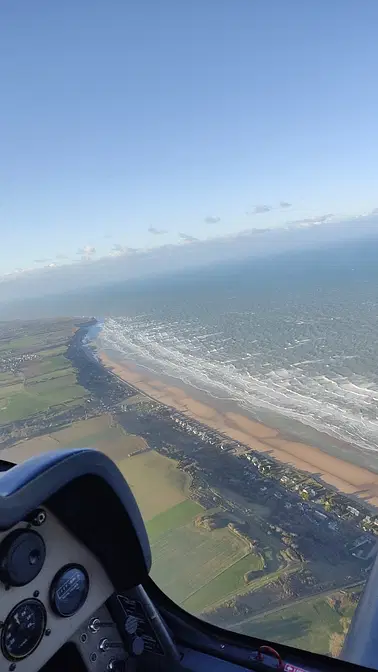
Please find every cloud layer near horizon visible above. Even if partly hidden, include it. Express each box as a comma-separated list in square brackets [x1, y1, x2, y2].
[1, 217, 378, 306]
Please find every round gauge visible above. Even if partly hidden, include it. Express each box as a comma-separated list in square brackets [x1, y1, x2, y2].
[1, 599, 46, 661]
[50, 564, 89, 617]
[0, 529, 46, 586]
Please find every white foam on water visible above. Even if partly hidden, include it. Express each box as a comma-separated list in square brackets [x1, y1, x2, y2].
[99, 316, 378, 453]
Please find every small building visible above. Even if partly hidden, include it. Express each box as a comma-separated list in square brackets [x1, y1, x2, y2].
[314, 510, 328, 521]
[347, 505, 360, 518]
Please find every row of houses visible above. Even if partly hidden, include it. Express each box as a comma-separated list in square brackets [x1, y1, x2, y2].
[243, 451, 378, 534]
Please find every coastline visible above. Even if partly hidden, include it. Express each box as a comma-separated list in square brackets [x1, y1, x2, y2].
[98, 348, 378, 508]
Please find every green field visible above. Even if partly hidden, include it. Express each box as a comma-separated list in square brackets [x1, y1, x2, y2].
[0, 335, 86, 425]
[38, 345, 67, 358]
[29, 367, 77, 384]
[36, 354, 72, 375]
[184, 552, 265, 613]
[0, 382, 24, 398]
[0, 372, 20, 384]
[0, 392, 51, 423]
[0, 334, 47, 352]
[147, 500, 261, 610]
[61, 425, 129, 449]
[26, 372, 78, 394]
[118, 451, 191, 521]
[41, 384, 86, 405]
[0, 371, 86, 424]
[3, 414, 147, 466]
[147, 500, 202, 542]
[238, 590, 360, 657]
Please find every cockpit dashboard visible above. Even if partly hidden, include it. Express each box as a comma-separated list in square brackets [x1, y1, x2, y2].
[0, 508, 114, 670]
[0, 448, 374, 672]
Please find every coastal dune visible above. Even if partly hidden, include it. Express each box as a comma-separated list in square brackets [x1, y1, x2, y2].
[100, 351, 378, 508]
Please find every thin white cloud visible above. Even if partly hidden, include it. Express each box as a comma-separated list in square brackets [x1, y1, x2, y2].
[1, 215, 377, 304]
[108, 244, 141, 257]
[148, 227, 167, 235]
[247, 205, 272, 215]
[286, 214, 333, 227]
[280, 201, 292, 208]
[204, 216, 221, 224]
[236, 228, 271, 237]
[77, 245, 96, 258]
[179, 233, 198, 243]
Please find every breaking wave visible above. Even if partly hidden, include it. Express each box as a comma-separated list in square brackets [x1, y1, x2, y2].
[99, 315, 378, 454]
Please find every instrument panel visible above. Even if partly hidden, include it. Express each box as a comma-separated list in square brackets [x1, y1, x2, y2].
[0, 507, 114, 671]
[0, 448, 349, 672]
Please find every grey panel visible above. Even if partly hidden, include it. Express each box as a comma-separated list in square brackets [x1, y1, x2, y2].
[0, 508, 113, 671]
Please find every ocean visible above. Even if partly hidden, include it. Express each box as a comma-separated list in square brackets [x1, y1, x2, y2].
[94, 237, 378, 468]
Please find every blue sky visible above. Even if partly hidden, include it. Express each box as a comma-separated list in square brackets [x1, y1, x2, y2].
[1, 0, 378, 274]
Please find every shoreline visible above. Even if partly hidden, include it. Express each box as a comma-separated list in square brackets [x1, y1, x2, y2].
[95, 340, 378, 475]
[98, 348, 378, 508]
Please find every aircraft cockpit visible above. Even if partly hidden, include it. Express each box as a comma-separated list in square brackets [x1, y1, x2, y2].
[0, 448, 374, 672]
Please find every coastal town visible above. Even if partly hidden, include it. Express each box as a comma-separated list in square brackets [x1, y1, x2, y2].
[0, 317, 375, 649]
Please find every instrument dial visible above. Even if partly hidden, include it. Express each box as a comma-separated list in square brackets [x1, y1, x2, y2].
[1, 599, 46, 661]
[50, 564, 89, 617]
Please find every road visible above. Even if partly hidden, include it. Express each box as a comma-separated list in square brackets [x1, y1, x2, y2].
[227, 580, 365, 631]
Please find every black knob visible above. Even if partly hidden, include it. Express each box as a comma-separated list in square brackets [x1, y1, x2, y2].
[107, 659, 126, 672]
[131, 636, 144, 657]
[0, 530, 45, 586]
[124, 615, 138, 635]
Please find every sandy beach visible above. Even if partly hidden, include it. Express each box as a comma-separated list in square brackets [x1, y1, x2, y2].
[99, 350, 378, 508]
